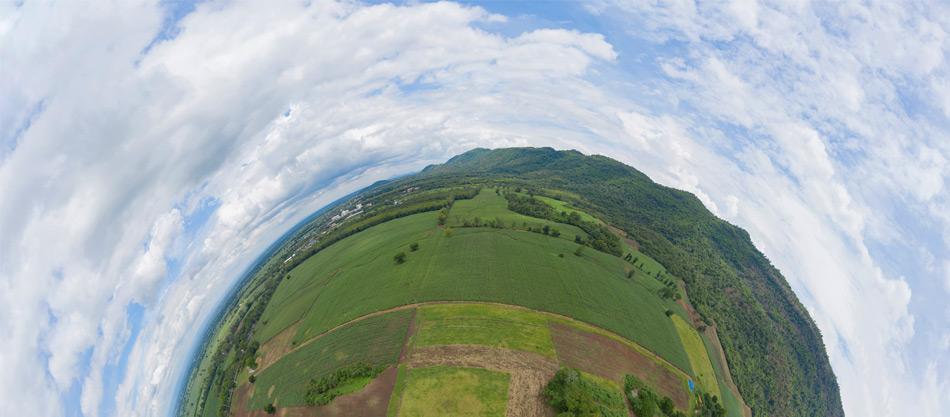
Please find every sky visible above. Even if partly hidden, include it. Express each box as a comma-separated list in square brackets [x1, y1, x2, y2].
[0, 1, 947, 416]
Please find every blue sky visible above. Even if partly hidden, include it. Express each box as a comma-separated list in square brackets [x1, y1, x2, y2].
[0, 1, 947, 417]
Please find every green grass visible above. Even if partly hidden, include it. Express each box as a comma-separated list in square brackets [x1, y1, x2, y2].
[447, 189, 588, 242]
[671, 315, 720, 399]
[396, 366, 509, 417]
[578, 371, 629, 417]
[387, 365, 409, 417]
[701, 332, 745, 417]
[535, 195, 603, 225]
[256, 209, 692, 373]
[249, 309, 412, 409]
[413, 303, 555, 357]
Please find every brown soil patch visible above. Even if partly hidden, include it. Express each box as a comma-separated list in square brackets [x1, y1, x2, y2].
[550, 323, 689, 410]
[232, 382, 256, 417]
[257, 323, 300, 372]
[234, 367, 398, 417]
[407, 345, 558, 417]
[282, 366, 398, 417]
[607, 225, 640, 251]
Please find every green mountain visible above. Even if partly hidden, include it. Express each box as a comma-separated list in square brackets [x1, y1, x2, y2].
[179, 147, 842, 417]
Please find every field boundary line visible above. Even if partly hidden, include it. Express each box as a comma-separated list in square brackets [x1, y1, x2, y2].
[258, 300, 695, 380]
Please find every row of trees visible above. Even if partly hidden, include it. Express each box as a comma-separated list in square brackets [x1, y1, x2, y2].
[503, 192, 622, 256]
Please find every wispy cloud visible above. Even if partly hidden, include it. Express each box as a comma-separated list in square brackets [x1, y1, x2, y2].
[0, 1, 945, 417]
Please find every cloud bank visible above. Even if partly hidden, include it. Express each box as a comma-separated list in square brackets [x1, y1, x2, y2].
[0, 1, 946, 417]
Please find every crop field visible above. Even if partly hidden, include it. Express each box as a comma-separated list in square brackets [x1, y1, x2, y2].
[248, 309, 413, 409]
[535, 195, 603, 225]
[446, 189, 588, 241]
[671, 315, 720, 399]
[255, 209, 691, 372]
[413, 303, 555, 358]
[550, 321, 691, 410]
[394, 366, 509, 417]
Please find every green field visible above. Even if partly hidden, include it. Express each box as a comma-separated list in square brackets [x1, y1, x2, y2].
[671, 315, 720, 399]
[256, 210, 692, 372]
[447, 189, 588, 242]
[249, 309, 412, 409]
[535, 195, 603, 225]
[395, 366, 509, 417]
[413, 303, 555, 357]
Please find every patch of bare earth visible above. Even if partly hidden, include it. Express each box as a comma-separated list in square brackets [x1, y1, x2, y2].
[232, 382, 258, 417]
[234, 367, 399, 417]
[607, 225, 640, 251]
[257, 322, 300, 372]
[279, 366, 398, 417]
[550, 323, 689, 410]
[406, 345, 558, 417]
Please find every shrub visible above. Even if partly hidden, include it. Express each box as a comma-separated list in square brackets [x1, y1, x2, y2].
[263, 403, 276, 414]
[409, 242, 419, 251]
[544, 368, 598, 417]
[624, 375, 658, 417]
[574, 246, 585, 256]
[394, 252, 407, 264]
[698, 393, 725, 417]
[305, 363, 385, 406]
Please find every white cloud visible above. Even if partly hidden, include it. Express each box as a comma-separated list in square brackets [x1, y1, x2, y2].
[0, 2, 620, 417]
[1, 1, 946, 417]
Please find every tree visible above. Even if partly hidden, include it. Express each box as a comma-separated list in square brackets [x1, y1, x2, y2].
[409, 242, 419, 251]
[248, 374, 256, 383]
[574, 235, 583, 244]
[264, 403, 276, 414]
[394, 252, 407, 264]
[665, 309, 673, 317]
[544, 368, 598, 417]
[543, 224, 551, 235]
[659, 396, 674, 415]
[627, 270, 634, 279]
[574, 246, 585, 256]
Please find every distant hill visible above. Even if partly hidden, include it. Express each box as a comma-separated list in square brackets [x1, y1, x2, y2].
[423, 147, 843, 417]
[180, 147, 842, 417]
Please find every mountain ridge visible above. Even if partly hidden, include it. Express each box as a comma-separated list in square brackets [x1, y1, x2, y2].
[420, 147, 843, 417]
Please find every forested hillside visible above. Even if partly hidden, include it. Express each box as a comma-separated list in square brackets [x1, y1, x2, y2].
[418, 147, 843, 417]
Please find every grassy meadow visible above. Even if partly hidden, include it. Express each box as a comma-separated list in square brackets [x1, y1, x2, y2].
[671, 315, 720, 399]
[447, 190, 589, 242]
[413, 303, 556, 358]
[396, 366, 509, 417]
